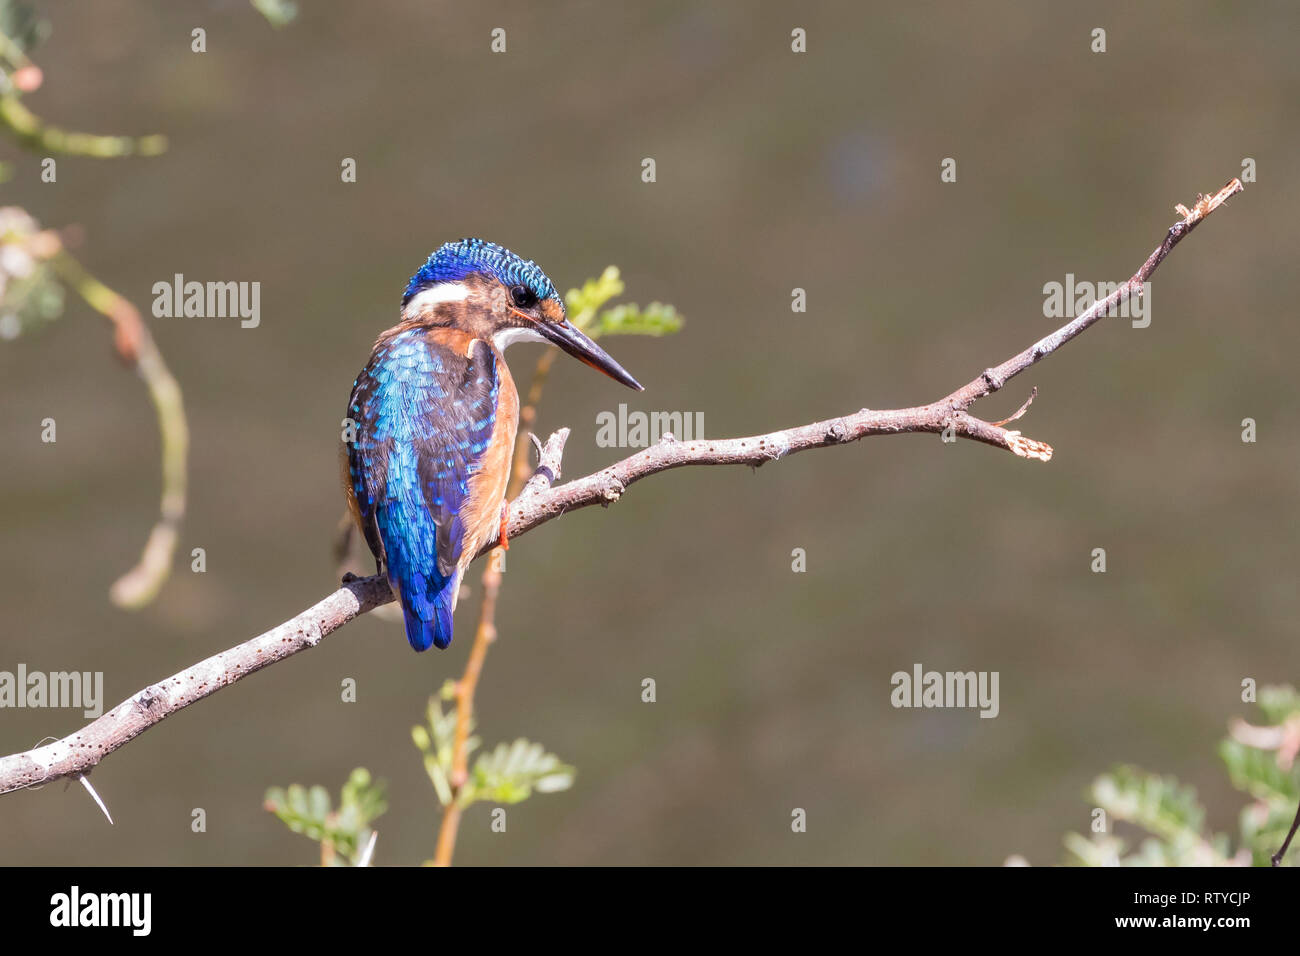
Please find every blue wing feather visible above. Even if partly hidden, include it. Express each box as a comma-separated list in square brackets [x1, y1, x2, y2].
[347, 329, 499, 650]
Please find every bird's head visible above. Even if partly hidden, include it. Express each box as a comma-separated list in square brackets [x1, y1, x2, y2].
[401, 238, 643, 391]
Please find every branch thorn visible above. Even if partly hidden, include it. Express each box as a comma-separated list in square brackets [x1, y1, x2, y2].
[76, 774, 114, 825]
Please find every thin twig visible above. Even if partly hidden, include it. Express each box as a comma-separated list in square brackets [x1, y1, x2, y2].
[0, 181, 1243, 799]
[1273, 803, 1300, 867]
[48, 250, 189, 609]
[0, 28, 166, 161]
[431, 431, 569, 865]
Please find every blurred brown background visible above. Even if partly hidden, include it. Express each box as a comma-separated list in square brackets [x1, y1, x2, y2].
[2, 0, 1297, 865]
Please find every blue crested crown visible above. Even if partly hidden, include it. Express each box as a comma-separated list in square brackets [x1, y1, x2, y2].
[403, 238, 562, 307]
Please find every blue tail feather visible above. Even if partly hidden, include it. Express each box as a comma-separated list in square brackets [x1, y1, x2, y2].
[400, 585, 455, 651]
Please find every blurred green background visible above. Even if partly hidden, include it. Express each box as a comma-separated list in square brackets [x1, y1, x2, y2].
[2, 0, 1297, 865]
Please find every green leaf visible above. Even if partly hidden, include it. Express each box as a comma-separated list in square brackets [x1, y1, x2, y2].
[1218, 739, 1299, 802]
[411, 724, 431, 752]
[1062, 831, 1125, 867]
[1255, 685, 1300, 725]
[595, 301, 683, 338]
[308, 784, 330, 822]
[0, 0, 52, 58]
[1238, 798, 1299, 866]
[468, 738, 575, 805]
[286, 783, 309, 818]
[1091, 765, 1208, 842]
[1049, 685, 1300, 867]
[250, 0, 297, 28]
[1084, 766, 1236, 866]
[414, 696, 478, 807]
[565, 266, 625, 329]
[564, 266, 684, 341]
[264, 769, 387, 866]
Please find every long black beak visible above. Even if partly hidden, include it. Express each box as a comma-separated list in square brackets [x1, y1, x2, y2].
[537, 318, 644, 391]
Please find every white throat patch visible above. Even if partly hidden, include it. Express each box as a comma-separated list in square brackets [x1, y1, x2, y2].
[493, 326, 549, 350]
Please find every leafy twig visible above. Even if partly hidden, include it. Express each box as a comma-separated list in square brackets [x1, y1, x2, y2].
[48, 248, 189, 608]
[1, 214, 190, 607]
[0, 92, 165, 158]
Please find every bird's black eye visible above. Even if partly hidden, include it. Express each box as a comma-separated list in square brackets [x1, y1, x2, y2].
[510, 285, 535, 308]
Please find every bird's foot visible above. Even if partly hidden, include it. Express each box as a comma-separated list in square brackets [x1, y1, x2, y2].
[498, 503, 510, 551]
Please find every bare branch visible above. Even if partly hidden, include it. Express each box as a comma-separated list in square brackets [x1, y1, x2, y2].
[0, 573, 393, 795]
[0, 180, 1244, 798]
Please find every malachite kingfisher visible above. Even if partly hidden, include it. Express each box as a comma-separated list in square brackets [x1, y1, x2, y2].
[343, 239, 643, 651]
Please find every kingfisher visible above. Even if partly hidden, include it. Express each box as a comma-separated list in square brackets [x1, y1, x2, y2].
[343, 239, 643, 651]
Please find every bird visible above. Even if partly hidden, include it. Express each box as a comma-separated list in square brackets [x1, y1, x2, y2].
[342, 239, 643, 651]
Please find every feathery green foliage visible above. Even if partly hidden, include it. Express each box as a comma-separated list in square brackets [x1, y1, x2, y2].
[566, 265, 685, 340]
[1054, 686, 1300, 867]
[264, 768, 387, 866]
[414, 684, 576, 810]
[251, 0, 298, 29]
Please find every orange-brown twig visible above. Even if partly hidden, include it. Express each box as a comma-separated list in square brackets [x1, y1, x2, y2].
[432, 349, 559, 866]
